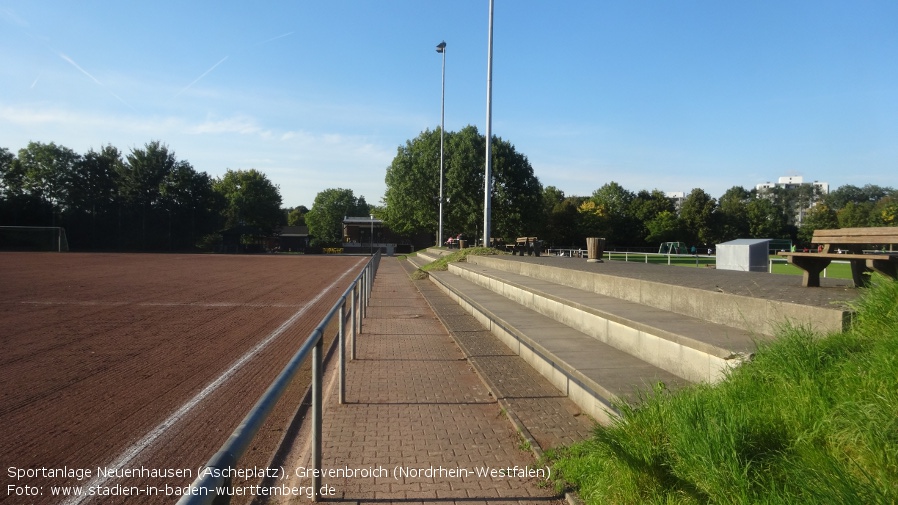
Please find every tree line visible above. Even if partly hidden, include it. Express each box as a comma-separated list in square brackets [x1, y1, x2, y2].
[381, 126, 898, 250]
[539, 183, 897, 251]
[1, 141, 284, 251]
[3, 133, 896, 253]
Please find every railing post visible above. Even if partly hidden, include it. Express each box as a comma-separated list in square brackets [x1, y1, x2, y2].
[350, 283, 357, 361]
[338, 299, 346, 405]
[311, 334, 323, 500]
[366, 265, 372, 307]
[361, 271, 367, 320]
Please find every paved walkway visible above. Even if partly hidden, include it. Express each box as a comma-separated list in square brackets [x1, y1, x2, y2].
[406, 263, 596, 452]
[282, 258, 569, 504]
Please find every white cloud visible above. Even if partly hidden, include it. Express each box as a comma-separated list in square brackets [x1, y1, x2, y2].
[187, 115, 266, 136]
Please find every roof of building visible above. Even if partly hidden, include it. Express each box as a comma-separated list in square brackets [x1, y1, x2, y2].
[718, 238, 771, 246]
[343, 217, 383, 225]
[278, 225, 309, 236]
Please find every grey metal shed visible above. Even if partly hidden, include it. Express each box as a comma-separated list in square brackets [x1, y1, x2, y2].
[716, 238, 771, 272]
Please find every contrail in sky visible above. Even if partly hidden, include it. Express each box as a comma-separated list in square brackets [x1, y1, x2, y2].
[257, 31, 294, 45]
[176, 55, 229, 97]
[59, 52, 102, 85]
[58, 52, 137, 112]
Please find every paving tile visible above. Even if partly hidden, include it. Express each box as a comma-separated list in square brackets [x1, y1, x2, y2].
[282, 258, 563, 505]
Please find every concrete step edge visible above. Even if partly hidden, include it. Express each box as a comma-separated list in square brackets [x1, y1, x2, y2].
[425, 247, 456, 257]
[426, 270, 687, 424]
[414, 251, 439, 264]
[404, 255, 429, 270]
[450, 262, 752, 384]
[465, 255, 851, 336]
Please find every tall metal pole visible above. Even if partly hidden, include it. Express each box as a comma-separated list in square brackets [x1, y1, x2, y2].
[483, 0, 494, 248]
[436, 41, 446, 247]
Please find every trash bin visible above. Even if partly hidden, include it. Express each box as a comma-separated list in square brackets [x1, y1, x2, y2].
[586, 237, 605, 263]
[458, 240, 467, 249]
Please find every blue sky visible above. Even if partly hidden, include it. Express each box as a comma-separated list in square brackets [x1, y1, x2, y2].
[2, 1, 896, 208]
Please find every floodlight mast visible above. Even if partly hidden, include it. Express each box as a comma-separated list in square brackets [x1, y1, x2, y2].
[436, 41, 446, 247]
[483, 0, 494, 248]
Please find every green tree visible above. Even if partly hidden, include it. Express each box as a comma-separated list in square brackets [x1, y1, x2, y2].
[545, 196, 585, 248]
[71, 145, 121, 215]
[306, 188, 369, 245]
[117, 141, 183, 248]
[0, 147, 17, 197]
[824, 184, 894, 210]
[837, 201, 874, 228]
[383, 128, 441, 237]
[16, 141, 81, 223]
[68, 145, 122, 249]
[489, 135, 543, 240]
[444, 126, 488, 239]
[383, 125, 542, 242]
[746, 197, 788, 239]
[629, 189, 675, 247]
[578, 200, 611, 240]
[589, 182, 635, 245]
[213, 169, 284, 232]
[679, 188, 718, 245]
[116, 140, 222, 250]
[286, 205, 309, 226]
[542, 186, 566, 217]
[871, 195, 898, 226]
[0, 147, 46, 227]
[716, 186, 751, 242]
[645, 210, 682, 244]
[798, 204, 838, 244]
[163, 163, 224, 249]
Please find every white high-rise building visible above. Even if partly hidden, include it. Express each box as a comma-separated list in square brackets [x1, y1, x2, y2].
[755, 176, 829, 195]
[755, 176, 830, 226]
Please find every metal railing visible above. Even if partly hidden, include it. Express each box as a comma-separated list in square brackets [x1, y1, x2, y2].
[176, 251, 381, 504]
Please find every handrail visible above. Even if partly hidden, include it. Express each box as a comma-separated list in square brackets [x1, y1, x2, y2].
[176, 251, 381, 504]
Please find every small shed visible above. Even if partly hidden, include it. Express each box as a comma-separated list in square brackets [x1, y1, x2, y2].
[277, 225, 309, 252]
[716, 238, 771, 272]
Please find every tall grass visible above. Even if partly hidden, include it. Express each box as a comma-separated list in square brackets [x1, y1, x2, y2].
[547, 276, 898, 504]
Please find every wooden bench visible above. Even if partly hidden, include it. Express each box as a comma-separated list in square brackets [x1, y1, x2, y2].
[777, 227, 898, 287]
[513, 236, 541, 256]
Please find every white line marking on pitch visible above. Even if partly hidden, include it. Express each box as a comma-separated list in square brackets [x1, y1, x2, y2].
[15, 300, 305, 308]
[61, 258, 365, 505]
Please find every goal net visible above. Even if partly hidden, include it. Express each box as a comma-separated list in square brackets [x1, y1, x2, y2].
[0, 226, 69, 252]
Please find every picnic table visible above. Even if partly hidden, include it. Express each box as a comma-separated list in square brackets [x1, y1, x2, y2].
[777, 227, 898, 287]
[512, 236, 541, 256]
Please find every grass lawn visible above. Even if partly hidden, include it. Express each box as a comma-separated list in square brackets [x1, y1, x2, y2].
[546, 276, 898, 504]
[605, 252, 854, 280]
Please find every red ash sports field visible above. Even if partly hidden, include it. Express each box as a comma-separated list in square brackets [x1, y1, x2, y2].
[1, 252, 365, 504]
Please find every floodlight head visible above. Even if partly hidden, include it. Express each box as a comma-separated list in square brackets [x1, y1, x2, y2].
[436, 41, 446, 53]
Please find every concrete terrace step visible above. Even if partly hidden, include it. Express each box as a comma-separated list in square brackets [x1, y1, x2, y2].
[426, 269, 685, 424]
[406, 247, 457, 269]
[425, 247, 456, 257]
[466, 255, 852, 336]
[408, 250, 439, 267]
[449, 262, 768, 384]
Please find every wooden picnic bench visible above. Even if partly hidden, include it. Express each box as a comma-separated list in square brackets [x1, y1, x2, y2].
[513, 236, 542, 256]
[777, 227, 898, 287]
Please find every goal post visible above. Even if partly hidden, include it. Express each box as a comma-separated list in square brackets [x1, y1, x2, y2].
[0, 226, 69, 252]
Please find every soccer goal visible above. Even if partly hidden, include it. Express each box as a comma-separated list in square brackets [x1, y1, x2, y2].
[0, 226, 69, 252]
[658, 241, 687, 254]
